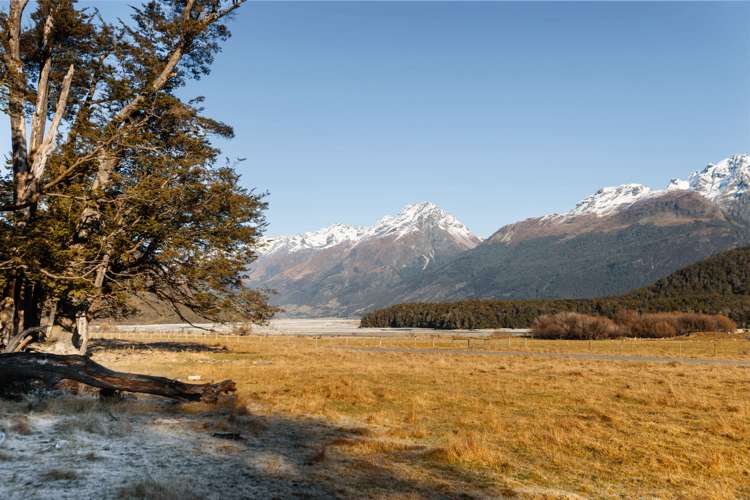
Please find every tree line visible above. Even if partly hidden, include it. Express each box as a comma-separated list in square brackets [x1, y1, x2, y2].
[360, 295, 750, 329]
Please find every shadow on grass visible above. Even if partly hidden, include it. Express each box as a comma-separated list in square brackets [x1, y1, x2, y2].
[0, 393, 502, 499]
[90, 338, 229, 353]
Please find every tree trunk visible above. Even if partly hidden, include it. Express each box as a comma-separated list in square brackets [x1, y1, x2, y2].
[0, 352, 236, 402]
[0, 297, 14, 348]
[74, 312, 89, 355]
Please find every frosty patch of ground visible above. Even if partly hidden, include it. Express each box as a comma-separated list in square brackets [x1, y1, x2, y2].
[0, 395, 345, 499]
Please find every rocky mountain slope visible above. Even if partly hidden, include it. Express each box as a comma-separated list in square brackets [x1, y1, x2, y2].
[245, 203, 481, 317]
[395, 155, 750, 303]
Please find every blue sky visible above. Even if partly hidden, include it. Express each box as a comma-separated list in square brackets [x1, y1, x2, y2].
[3, 1, 750, 237]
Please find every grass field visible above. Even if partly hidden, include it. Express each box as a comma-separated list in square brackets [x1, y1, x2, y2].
[88, 331, 750, 499]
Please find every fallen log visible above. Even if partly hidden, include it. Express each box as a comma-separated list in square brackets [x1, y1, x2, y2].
[0, 353, 235, 402]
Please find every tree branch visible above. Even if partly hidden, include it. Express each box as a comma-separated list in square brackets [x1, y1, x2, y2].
[30, 64, 75, 183]
[29, 12, 56, 158]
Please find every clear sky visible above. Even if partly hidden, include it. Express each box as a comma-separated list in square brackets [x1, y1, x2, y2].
[3, 1, 750, 237]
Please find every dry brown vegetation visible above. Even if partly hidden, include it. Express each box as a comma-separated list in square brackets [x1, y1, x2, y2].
[40, 468, 79, 481]
[88, 331, 750, 499]
[118, 479, 202, 500]
[532, 311, 736, 339]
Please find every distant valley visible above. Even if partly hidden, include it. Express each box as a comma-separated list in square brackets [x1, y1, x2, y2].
[246, 155, 750, 317]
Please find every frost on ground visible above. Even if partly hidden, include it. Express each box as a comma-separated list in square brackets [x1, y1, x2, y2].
[0, 394, 346, 499]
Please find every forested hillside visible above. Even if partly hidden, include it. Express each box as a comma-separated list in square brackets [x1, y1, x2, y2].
[360, 246, 750, 328]
[632, 246, 750, 298]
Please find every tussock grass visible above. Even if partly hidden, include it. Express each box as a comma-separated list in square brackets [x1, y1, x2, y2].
[96, 333, 750, 498]
[41, 468, 78, 481]
[118, 479, 201, 500]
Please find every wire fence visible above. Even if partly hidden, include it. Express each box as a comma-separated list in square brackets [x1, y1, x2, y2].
[90, 327, 750, 361]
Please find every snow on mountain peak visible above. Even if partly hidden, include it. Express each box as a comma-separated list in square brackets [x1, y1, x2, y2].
[677, 154, 750, 204]
[666, 178, 689, 191]
[370, 202, 475, 242]
[259, 223, 367, 255]
[567, 155, 750, 218]
[568, 184, 653, 217]
[260, 202, 479, 255]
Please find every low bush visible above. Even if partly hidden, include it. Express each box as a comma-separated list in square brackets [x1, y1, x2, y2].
[531, 311, 736, 339]
[621, 312, 736, 338]
[531, 313, 621, 340]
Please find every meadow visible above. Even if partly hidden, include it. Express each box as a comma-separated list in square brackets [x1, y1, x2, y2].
[80, 329, 750, 499]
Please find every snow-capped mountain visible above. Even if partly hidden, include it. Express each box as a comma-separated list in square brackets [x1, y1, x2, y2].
[395, 154, 750, 306]
[367, 202, 479, 247]
[260, 202, 479, 256]
[563, 154, 750, 219]
[247, 202, 480, 317]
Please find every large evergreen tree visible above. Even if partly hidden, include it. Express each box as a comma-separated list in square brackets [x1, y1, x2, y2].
[0, 0, 274, 353]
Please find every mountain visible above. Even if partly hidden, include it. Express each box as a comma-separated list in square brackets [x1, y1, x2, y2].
[245, 202, 481, 317]
[393, 155, 750, 304]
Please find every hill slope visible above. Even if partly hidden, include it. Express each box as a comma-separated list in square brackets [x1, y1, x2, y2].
[633, 246, 750, 298]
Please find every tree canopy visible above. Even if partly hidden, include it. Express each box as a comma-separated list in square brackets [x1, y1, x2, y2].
[0, 0, 274, 353]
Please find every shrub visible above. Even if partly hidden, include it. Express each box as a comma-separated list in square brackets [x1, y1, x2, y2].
[532, 313, 621, 340]
[531, 311, 735, 339]
[622, 312, 736, 338]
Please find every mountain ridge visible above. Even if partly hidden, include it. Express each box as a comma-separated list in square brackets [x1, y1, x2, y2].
[259, 202, 479, 256]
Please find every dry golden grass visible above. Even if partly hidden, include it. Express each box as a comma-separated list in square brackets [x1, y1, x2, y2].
[95, 332, 750, 498]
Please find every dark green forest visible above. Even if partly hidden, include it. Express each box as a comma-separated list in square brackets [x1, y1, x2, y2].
[360, 246, 750, 329]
